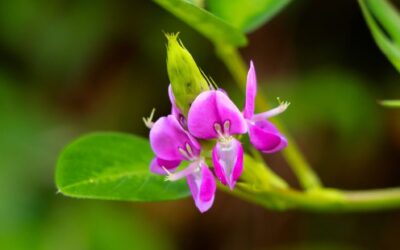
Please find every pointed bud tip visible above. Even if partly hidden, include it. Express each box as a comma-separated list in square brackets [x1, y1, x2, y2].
[165, 33, 209, 115]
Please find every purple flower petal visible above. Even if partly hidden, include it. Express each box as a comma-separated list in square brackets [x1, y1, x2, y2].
[248, 120, 287, 153]
[243, 61, 257, 119]
[150, 157, 181, 175]
[212, 138, 244, 190]
[150, 115, 201, 161]
[188, 90, 247, 139]
[168, 84, 186, 127]
[187, 162, 216, 213]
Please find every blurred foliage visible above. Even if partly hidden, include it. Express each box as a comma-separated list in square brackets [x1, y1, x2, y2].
[206, 0, 293, 33]
[266, 68, 382, 146]
[0, 0, 118, 81]
[359, 0, 400, 73]
[154, 0, 247, 47]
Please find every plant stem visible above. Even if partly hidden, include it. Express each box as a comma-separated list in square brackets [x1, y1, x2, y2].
[379, 99, 400, 108]
[215, 43, 322, 190]
[230, 185, 400, 212]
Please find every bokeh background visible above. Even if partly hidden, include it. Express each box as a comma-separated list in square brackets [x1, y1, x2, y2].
[1, 0, 400, 249]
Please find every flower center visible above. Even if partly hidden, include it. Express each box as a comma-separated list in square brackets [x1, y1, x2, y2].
[214, 120, 233, 145]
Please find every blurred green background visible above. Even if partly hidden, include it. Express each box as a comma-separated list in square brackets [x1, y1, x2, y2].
[1, 0, 400, 249]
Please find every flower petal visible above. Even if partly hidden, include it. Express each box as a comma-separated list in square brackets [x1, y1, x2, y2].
[243, 61, 257, 119]
[212, 138, 243, 190]
[150, 157, 181, 175]
[186, 162, 216, 213]
[248, 120, 287, 153]
[150, 115, 201, 161]
[188, 90, 247, 139]
[168, 84, 178, 114]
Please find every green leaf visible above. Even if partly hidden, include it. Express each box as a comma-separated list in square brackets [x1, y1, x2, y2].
[153, 0, 247, 47]
[364, 0, 400, 45]
[359, 0, 400, 72]
[379, 99, 400, 108]
[56, 132, 190, 201]
[206, 0, 293, 33]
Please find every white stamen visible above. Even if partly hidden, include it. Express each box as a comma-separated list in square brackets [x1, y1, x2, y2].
[178, 147, 191, 160]
[252, 101, 290, 121]
[214, 123, 224, 138]
[165, 160, 201, 181]
[186, 143, 194, 159]
[223, 120, 230, 136]
[162, 167, 172, 175]
[143, 108, 156, 129]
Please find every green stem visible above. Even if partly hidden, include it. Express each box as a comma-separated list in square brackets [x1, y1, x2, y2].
[379, 99, 400, 108]
[215, 43, 322, 190]
[229, 186, 400, 212]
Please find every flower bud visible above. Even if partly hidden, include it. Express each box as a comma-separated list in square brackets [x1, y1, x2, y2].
[166, 33, 209, 115]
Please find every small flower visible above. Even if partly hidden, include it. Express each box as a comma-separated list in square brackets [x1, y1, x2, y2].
[188, 90, 247, 190]
[149, 114, 216, 213]
[243, 61, 288, 153]
[147, 41, 289, 213]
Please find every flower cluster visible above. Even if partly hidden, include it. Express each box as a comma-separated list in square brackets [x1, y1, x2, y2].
[146, 62, 289, 213]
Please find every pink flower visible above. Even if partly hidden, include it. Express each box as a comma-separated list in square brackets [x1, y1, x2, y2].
[148, 88, 216, 213]
[146, 62, 288, 213]
[188, 90, 247, 190]
[243, 61, 288, 153]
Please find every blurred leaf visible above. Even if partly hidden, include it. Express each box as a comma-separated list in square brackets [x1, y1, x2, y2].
[0, 0, 117, 81]
[266, 68, 382, 144]
[380, 99, 400, 108]
[207, 0, 293, 32]
[359, 0, 400, 72]
[153, 0, 247, 47]
[56, 132, 190, 201]
[0, 73, 60, 233]
[39, 201, 173, 250]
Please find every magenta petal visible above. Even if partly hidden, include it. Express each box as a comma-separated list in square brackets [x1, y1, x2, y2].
[168, 84, 182, 118]
[150, 157, 181, 175]
[243, 61, 257, 119]
[248, 120, 287, 153]
[188, 90, 247, 139]
[150, 115, 201, 161]
[212, 138, 243, 190]
[212, 148, 227, 186]
[187, 162, 216, 213]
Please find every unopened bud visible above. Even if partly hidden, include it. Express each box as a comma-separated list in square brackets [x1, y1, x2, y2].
[166, 33, 209, 115]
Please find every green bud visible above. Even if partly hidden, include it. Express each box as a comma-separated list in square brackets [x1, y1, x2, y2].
[166, 33, 209, 115]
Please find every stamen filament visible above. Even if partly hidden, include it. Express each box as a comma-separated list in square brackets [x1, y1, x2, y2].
[165, 161, 200, 181]
[186, 143, 194, 159]
[252, 101, 290, 121]
[223, 120, 230, 136]
[179, 147, 191, 160]
[214, 123, 225, 138]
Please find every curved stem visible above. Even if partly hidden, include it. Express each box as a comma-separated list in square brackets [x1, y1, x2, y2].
[215, 43, 321, 190]
[227, 185, 400, 212]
